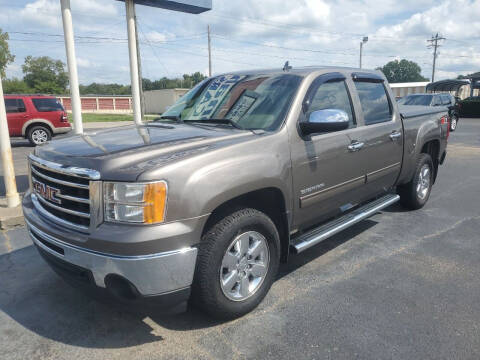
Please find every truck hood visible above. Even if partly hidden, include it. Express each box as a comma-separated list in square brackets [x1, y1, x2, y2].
[35, 122, 256, 181]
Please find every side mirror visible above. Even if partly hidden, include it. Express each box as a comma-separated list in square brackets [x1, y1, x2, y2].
[300, 109, 350, 135]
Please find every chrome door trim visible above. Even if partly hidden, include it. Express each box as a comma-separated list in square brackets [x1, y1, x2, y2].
[300, 175, 366, 208]
[366, 162, 401, 183]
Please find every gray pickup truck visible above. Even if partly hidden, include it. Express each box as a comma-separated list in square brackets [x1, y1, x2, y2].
[22, 67, 449, 319]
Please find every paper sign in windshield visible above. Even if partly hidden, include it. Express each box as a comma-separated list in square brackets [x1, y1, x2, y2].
[189, 74, 245, 120]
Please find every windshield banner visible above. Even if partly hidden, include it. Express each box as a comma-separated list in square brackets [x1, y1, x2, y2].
[189, 74, 246, 120]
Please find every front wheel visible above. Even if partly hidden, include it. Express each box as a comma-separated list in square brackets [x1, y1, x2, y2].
[398, 153, 434, 210]
[192, 208, 280, 319]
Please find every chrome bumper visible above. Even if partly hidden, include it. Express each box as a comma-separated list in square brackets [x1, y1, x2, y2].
[26, 220, 198, 296]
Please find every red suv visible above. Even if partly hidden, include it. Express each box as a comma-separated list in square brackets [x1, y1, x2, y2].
[4, 95, 71, 145]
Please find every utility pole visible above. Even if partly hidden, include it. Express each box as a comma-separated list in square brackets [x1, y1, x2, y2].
[427, 33, 445, 82]
[133, 7, 145, 119]
[125, 0, 142, 125]
[60, 0, 83, 134]
[359, 36, 368, 69]
[207, 24, 212, 77]
[0, 76, 20, 208]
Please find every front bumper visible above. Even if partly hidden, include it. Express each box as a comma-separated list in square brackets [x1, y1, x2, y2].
[25, 219, 198, 298]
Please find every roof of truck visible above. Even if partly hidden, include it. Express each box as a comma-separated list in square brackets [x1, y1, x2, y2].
[219, 66, 383, 77]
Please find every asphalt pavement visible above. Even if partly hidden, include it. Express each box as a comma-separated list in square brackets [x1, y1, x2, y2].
[1, 118, 479, 359]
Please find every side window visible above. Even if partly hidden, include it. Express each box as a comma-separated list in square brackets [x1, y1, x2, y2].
[354, 82, 391, 125]
[5, 99, 19, 113]
[32, 98, 64, 112]
[307, 80, 355, 128]
[17, 99, 26, 112]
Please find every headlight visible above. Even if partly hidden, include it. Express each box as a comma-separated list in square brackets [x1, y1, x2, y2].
[104, 181, 167, 224]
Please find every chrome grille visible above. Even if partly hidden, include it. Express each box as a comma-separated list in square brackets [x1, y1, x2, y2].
[29, 154, 101, 233]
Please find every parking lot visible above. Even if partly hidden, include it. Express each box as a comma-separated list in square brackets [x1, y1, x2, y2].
[1, 118, 479, 359]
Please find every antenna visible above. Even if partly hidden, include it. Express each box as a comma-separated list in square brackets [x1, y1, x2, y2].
[283, 61, 292, 72]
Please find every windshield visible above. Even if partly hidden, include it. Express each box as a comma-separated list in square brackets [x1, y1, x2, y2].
[398, 94, 433, 106]
[161, 73, 302, 131]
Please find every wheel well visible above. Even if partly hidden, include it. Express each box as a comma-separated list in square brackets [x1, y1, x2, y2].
[202, 187, 290, 262]
[421, 140, 440, 182]
[25, 122, 52, 138]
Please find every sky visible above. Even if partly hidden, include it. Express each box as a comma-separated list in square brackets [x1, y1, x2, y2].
[1, 0, 479, 85]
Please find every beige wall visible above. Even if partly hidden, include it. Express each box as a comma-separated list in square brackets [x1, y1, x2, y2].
[144, 88, 189, 114]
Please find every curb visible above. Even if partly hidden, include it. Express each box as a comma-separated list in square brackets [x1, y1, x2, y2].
[0, 199, 25, 230]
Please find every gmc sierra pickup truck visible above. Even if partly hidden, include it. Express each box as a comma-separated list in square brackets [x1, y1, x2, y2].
[22, 67, 449, 319]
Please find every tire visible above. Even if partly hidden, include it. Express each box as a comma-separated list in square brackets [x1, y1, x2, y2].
[450, 115, 458, 132]
[192, 208, 280, 319]
[27, 125, 51, 146]
[398, 153, 434, 210]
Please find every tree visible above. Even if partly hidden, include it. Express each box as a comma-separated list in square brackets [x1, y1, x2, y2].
[22, 56, 68, 93]
[0, 28, 15, 78]
[79, 82, 130, 95]
[377, 59, 428, 83]
[2, 78, 32, 94]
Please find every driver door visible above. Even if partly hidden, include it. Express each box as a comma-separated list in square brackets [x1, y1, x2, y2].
[290, 73, 367, 230]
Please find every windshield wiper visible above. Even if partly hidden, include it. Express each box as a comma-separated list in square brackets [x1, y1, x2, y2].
[158, 115, 182, 122]
[183, 118, 244, 130]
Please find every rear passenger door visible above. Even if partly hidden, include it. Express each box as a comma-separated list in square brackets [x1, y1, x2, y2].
[349, 74, 403, 198]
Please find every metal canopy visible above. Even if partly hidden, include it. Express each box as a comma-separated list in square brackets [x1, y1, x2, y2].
[115, 0, 212, 13]
[426, 79, 470, 92]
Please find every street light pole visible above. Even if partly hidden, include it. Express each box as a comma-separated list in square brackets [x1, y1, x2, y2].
[60, 0, 83, 134]
[207, 24, 212, 77]
[125, 0, 142, 125]
[359, 36, 368, 69]
[0, 76, 20, 208]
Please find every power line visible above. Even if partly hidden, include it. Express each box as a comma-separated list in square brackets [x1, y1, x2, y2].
[6, 30, 206, 43]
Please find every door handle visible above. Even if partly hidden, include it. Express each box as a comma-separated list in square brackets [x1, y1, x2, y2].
[348, 141, 364, 152]
[389, 131, 402, 141]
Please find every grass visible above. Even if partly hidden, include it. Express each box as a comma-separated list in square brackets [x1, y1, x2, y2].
[68, 113, 159, 123]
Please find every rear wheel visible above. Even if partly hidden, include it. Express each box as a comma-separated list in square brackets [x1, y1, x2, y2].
[192, 208, 280, 319]
[27, 125, 51, 146]
[398, 153, 434, 210]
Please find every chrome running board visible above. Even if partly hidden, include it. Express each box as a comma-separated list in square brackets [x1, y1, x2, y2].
[291, 194, 400, 254]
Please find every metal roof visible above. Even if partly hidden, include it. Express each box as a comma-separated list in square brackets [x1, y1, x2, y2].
[426, 79, 470, 92]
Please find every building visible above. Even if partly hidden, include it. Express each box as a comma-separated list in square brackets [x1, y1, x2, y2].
[144, 88, 189, 114]
[389, 82, 430, 99]
[58, 95, 132, 113]
[57, 88, 190, 114]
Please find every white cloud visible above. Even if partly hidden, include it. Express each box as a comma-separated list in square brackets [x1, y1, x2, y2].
[20, 0, 61, 28]
[76, 57, 92, 68]
[4, 0, 480, 83]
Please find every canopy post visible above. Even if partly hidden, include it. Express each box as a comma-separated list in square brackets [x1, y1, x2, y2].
[60, 0, 83, 134]
[125, 0, 142, 125]
[0, 77, 20, 208]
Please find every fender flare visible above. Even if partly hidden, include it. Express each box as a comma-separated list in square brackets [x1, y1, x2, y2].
[22, 119, 55, 136]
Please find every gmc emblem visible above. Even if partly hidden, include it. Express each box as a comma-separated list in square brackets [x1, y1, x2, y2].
[33, 179, 61, 204]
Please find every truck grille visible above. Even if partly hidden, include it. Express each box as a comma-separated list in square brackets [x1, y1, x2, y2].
[29, 155, 101, 232]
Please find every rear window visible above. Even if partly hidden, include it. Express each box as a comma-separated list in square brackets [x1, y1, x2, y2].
[32, 98, 64, 112]
[354, 82, 392, 125]
[4, 98, 26, 113]
[398, 94, 433, 106]
[440, 95, 452, 105]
